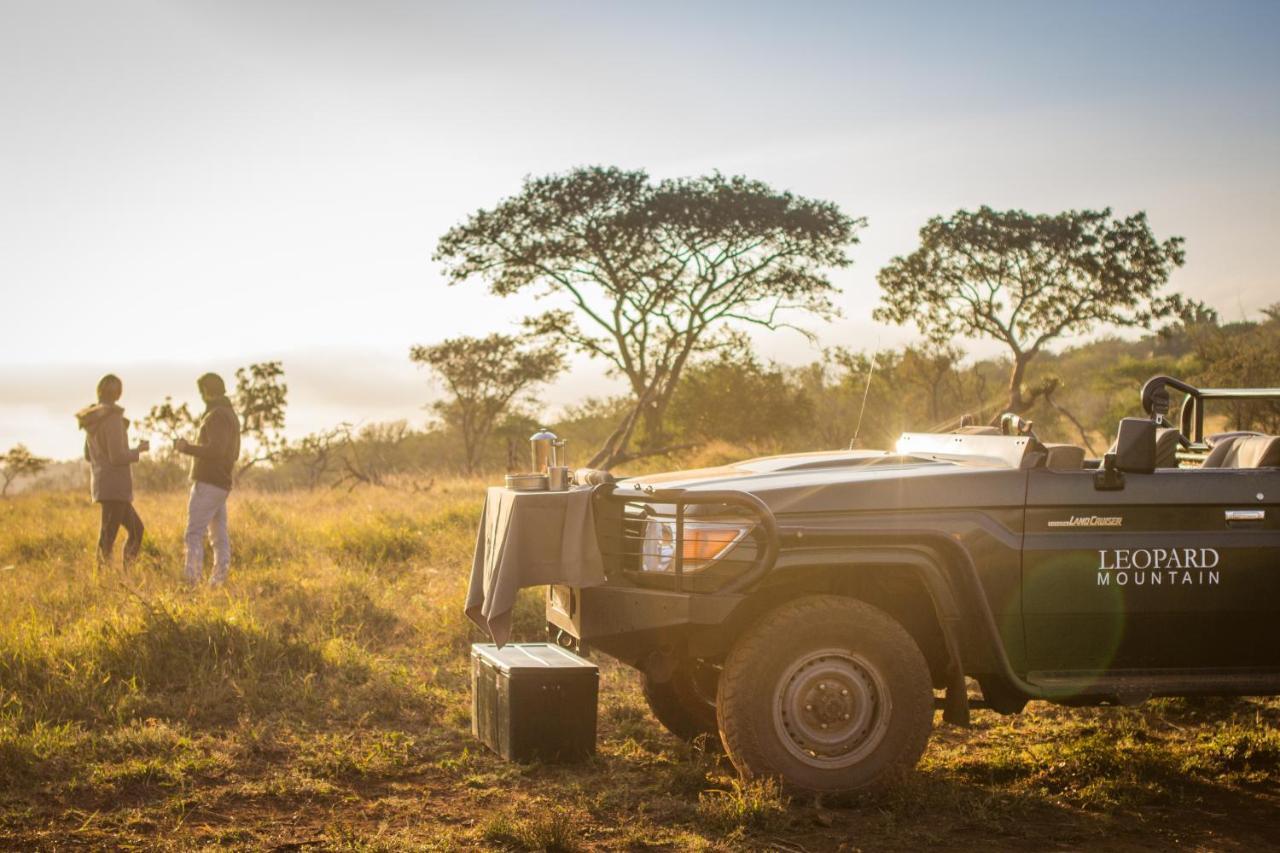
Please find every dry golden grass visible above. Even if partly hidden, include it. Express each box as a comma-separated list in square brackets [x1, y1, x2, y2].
[1, 485, 1277, 851]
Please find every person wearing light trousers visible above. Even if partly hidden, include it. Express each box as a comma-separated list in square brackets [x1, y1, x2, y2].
[175, 373, 241, 587]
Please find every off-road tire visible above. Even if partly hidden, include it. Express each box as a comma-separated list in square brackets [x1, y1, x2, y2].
[642, 660, 721, 743]
[716, 595, 933, 792]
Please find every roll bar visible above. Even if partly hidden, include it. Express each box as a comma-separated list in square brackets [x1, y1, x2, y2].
[1141, 375, 1280, 444]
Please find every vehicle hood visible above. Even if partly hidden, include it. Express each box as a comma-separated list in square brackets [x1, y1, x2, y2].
[619, 449, 1027, 515]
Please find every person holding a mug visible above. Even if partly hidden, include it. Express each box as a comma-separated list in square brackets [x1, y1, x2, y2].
[174, 373, 240, 587]
[76, 373, 150, 567]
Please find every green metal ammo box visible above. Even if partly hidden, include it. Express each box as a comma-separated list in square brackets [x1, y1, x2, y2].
[470, 643, 599, 763]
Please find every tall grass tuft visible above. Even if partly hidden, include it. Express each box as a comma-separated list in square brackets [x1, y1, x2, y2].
[0, 595, 327, 726]
[696, 776, 790, 831]
[481, 802, 581, 852]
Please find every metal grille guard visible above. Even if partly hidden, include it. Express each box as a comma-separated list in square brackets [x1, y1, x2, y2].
[593, 483, 779, 593]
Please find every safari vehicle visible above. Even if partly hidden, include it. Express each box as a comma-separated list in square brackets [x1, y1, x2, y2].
[546, 376, 1280, 792]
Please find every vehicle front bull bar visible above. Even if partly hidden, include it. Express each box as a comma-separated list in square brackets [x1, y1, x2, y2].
[594, 484, 780, 593]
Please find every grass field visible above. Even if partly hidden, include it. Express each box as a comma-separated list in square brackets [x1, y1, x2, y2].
[1, 484, 1278, 851]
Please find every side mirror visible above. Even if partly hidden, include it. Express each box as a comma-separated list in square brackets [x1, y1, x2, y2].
[1113, 418, 1156, 474]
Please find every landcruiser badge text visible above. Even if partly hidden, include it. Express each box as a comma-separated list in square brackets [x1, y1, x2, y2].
[1097, 548, 1221, 586]
[1049, 515, 1123, 528]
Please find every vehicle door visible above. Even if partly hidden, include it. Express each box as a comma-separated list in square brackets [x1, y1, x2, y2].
[1020, 465, 1280, 675]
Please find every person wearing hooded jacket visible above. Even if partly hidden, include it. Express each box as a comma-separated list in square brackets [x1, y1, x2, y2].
[175, 372, 240, 587]
[77, 374, 150, 566]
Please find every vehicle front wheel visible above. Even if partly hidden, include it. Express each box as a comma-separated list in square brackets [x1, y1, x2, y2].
[641, 659, 721, 743]
[716, 595, 934, 792]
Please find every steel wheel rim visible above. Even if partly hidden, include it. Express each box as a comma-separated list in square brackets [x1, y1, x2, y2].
[773, 648, 892, 769]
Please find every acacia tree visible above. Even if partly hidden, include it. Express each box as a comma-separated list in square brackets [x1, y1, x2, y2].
[142, 362, 287, 476]
[897, 343, 967, 425]
[435, 166, 863, 468]
[410, 334, 564, 474]
[141, 397, 196, 462]
[875, 206, 1187, 415]
[668, 343, 811, 446]
[235, 361, 288, 475]
[2, 444, 50, 496]
[1188, 304, 1280, 433]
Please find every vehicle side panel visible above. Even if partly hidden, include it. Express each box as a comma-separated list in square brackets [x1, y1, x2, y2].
[1023, 468, 1280, 673]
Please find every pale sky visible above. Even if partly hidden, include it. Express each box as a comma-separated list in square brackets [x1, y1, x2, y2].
[3, 1, 1278, 458]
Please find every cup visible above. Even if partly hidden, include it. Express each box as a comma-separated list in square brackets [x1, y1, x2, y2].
[548, 466, 571, 492]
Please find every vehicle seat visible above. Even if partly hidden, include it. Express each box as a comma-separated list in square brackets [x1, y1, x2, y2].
[1044, 443, 1085, 470]
[1201, 433, 1280, 468]
[1207, 430, 1264, 448]
[1108, 426, 1183, 468]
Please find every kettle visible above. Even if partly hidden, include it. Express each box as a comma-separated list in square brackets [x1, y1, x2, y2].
[530, 428, 557, 472]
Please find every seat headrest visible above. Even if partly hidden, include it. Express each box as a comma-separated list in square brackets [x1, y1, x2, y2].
[1108, 426, 1182, 468]
[1043, 444, 1085, 470]
[1202, 434, 1280, 469]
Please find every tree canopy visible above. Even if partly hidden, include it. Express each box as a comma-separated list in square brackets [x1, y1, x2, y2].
[141, 397, 197, 461]
[2, 444, 50, 496]
[668, 344, 812, 446]
[138, 361, 287, 476]
[1186, 304, 1280, 433]
[875, 206, 1187, 413]
[233, 361, 289, 476]
[435, 166, 863, 467]
[410, 334, 564, 474]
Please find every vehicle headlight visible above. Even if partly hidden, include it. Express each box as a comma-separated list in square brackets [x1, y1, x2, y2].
[640, 517, 752, 573]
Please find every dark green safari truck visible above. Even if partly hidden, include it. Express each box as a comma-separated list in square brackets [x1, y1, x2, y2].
[547, 376, 1280, 791]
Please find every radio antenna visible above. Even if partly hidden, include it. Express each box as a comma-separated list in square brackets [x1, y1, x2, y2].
[850, 344, 879, 448]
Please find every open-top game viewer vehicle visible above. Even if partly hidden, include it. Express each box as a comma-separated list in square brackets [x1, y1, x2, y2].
[546, 376, 1280, 792]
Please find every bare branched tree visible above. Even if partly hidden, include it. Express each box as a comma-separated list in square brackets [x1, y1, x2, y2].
[285, 425, 349, 490]
[332, 422, 415, 491]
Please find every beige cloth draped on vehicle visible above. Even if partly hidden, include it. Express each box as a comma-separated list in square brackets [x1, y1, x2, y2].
[465, 486, 607, 647]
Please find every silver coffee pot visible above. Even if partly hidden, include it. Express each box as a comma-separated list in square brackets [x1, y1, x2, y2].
[530, 428, 571, 490]
[530, 428, 558, 472]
